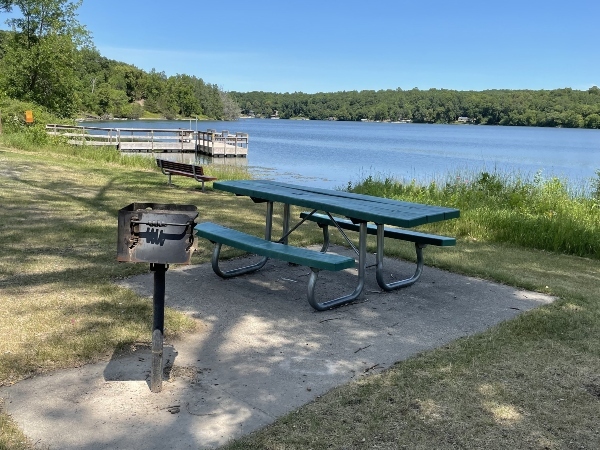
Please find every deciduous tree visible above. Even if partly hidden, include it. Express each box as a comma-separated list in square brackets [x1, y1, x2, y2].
[0, 0, 90, 116]
[0, 1, 13, 12]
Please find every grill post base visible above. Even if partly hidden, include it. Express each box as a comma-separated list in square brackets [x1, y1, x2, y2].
[151, 329, 164, 393]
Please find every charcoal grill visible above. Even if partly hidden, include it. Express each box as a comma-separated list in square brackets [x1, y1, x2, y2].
[118, 203, 198, 392]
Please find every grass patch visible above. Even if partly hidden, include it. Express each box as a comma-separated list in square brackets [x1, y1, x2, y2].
[348, 171, 600, 259]
[1, 137, 600, 449]
[140, 110, 164, 119]
[0, 406, 30, 450]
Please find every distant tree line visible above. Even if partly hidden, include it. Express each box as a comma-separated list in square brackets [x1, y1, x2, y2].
[0, 0, 240, 120]
[231, 87, 600, 128]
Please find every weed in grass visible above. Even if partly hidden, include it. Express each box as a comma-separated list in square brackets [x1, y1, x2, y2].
[592, 169, 600, 201]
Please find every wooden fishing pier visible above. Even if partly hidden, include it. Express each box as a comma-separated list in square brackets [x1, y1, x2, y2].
[46, 125, 249, 157]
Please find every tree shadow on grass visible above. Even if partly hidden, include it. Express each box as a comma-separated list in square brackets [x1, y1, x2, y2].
[0, 169, 200, 385]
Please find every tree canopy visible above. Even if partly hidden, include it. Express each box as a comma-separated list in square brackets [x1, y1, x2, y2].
[0, 0, 90, 116]
[75, 50, 236, 120]
[231, 87, 600, 129]
[0, 0, 240, 120]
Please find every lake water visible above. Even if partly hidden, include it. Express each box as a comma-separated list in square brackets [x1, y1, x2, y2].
[87, 119, 600, 190]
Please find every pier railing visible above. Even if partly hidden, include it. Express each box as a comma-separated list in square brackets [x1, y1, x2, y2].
[46, 125, 249, 157]
[198, 129, 249, 157]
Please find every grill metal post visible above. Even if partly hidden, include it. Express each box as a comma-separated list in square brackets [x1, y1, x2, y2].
[152, 263, 166, 333]
[150, 263, 167, 392]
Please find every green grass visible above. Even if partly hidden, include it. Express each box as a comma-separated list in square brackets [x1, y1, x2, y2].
[1, 135, 600, 449]
[140, 110, 164, 119]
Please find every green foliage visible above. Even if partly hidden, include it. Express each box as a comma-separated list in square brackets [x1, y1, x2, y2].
[0, 0, 90, 117]
[0, 0, 14, 10]
[0, 3, 238, 121]
[75, 59, 233, 120]
[348, 170, 600, 258]
[0, 97, 71, 144]
[584, 113, 600, 128]
[231, 87, 600, 128]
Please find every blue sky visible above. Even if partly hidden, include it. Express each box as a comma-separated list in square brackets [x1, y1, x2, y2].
[6, 0, 600, 93]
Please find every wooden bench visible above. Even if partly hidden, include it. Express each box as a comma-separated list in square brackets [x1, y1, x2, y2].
[300, 211, 455, 291]
[195, 222, 357, 311]
[156, 159, 217, 192]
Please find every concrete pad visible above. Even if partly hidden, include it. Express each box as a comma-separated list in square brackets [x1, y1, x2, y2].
[0, 246, 555, 449]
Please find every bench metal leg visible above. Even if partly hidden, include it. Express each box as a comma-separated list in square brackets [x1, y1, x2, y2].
[314, 215, 359, 256]
[307, 223, 367, 311]
[375, 224, 425, 291]
[316, 221, 426, 293]
[210, 242, 269, 278]
[208, 201, 274, 278]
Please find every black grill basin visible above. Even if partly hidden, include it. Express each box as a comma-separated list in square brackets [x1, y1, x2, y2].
[117, 203, 198, 264]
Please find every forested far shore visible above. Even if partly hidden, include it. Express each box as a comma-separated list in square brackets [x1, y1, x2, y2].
[231, 87, 600, 128]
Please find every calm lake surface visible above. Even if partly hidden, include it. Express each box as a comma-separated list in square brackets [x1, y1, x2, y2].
[88, 119, 600, 190]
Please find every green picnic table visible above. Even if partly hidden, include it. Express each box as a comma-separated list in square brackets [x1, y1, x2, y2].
[196, 180, 460, 310]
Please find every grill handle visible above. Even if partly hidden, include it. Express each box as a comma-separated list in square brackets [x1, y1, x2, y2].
[131, 220, 193, 228]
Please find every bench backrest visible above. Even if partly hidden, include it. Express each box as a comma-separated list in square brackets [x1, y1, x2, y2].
[156, 159, 205, 175]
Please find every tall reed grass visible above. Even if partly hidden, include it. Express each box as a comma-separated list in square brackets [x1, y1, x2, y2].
[347, 170, 600, 259]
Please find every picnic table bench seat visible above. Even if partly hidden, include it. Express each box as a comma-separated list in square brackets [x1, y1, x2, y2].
[299, 211, 456, 291]
[300, 212, 456, 247]
[195, 222, 357, 310]
[156, 158, 217, 192]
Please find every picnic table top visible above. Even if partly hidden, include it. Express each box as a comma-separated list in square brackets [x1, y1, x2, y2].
[213, 180, 460, 228]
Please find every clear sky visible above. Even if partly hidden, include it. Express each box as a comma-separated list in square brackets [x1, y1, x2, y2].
[11, 0, 600, 93]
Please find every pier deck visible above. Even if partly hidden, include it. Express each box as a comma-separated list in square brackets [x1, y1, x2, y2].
[46, 125, 249, 157]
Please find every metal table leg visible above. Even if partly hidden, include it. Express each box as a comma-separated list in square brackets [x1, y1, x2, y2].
[282, 203, 290, 245]
[375, 224, 425, 291]
[209, 202, 273, 278]
[307, 222, 367, 310]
